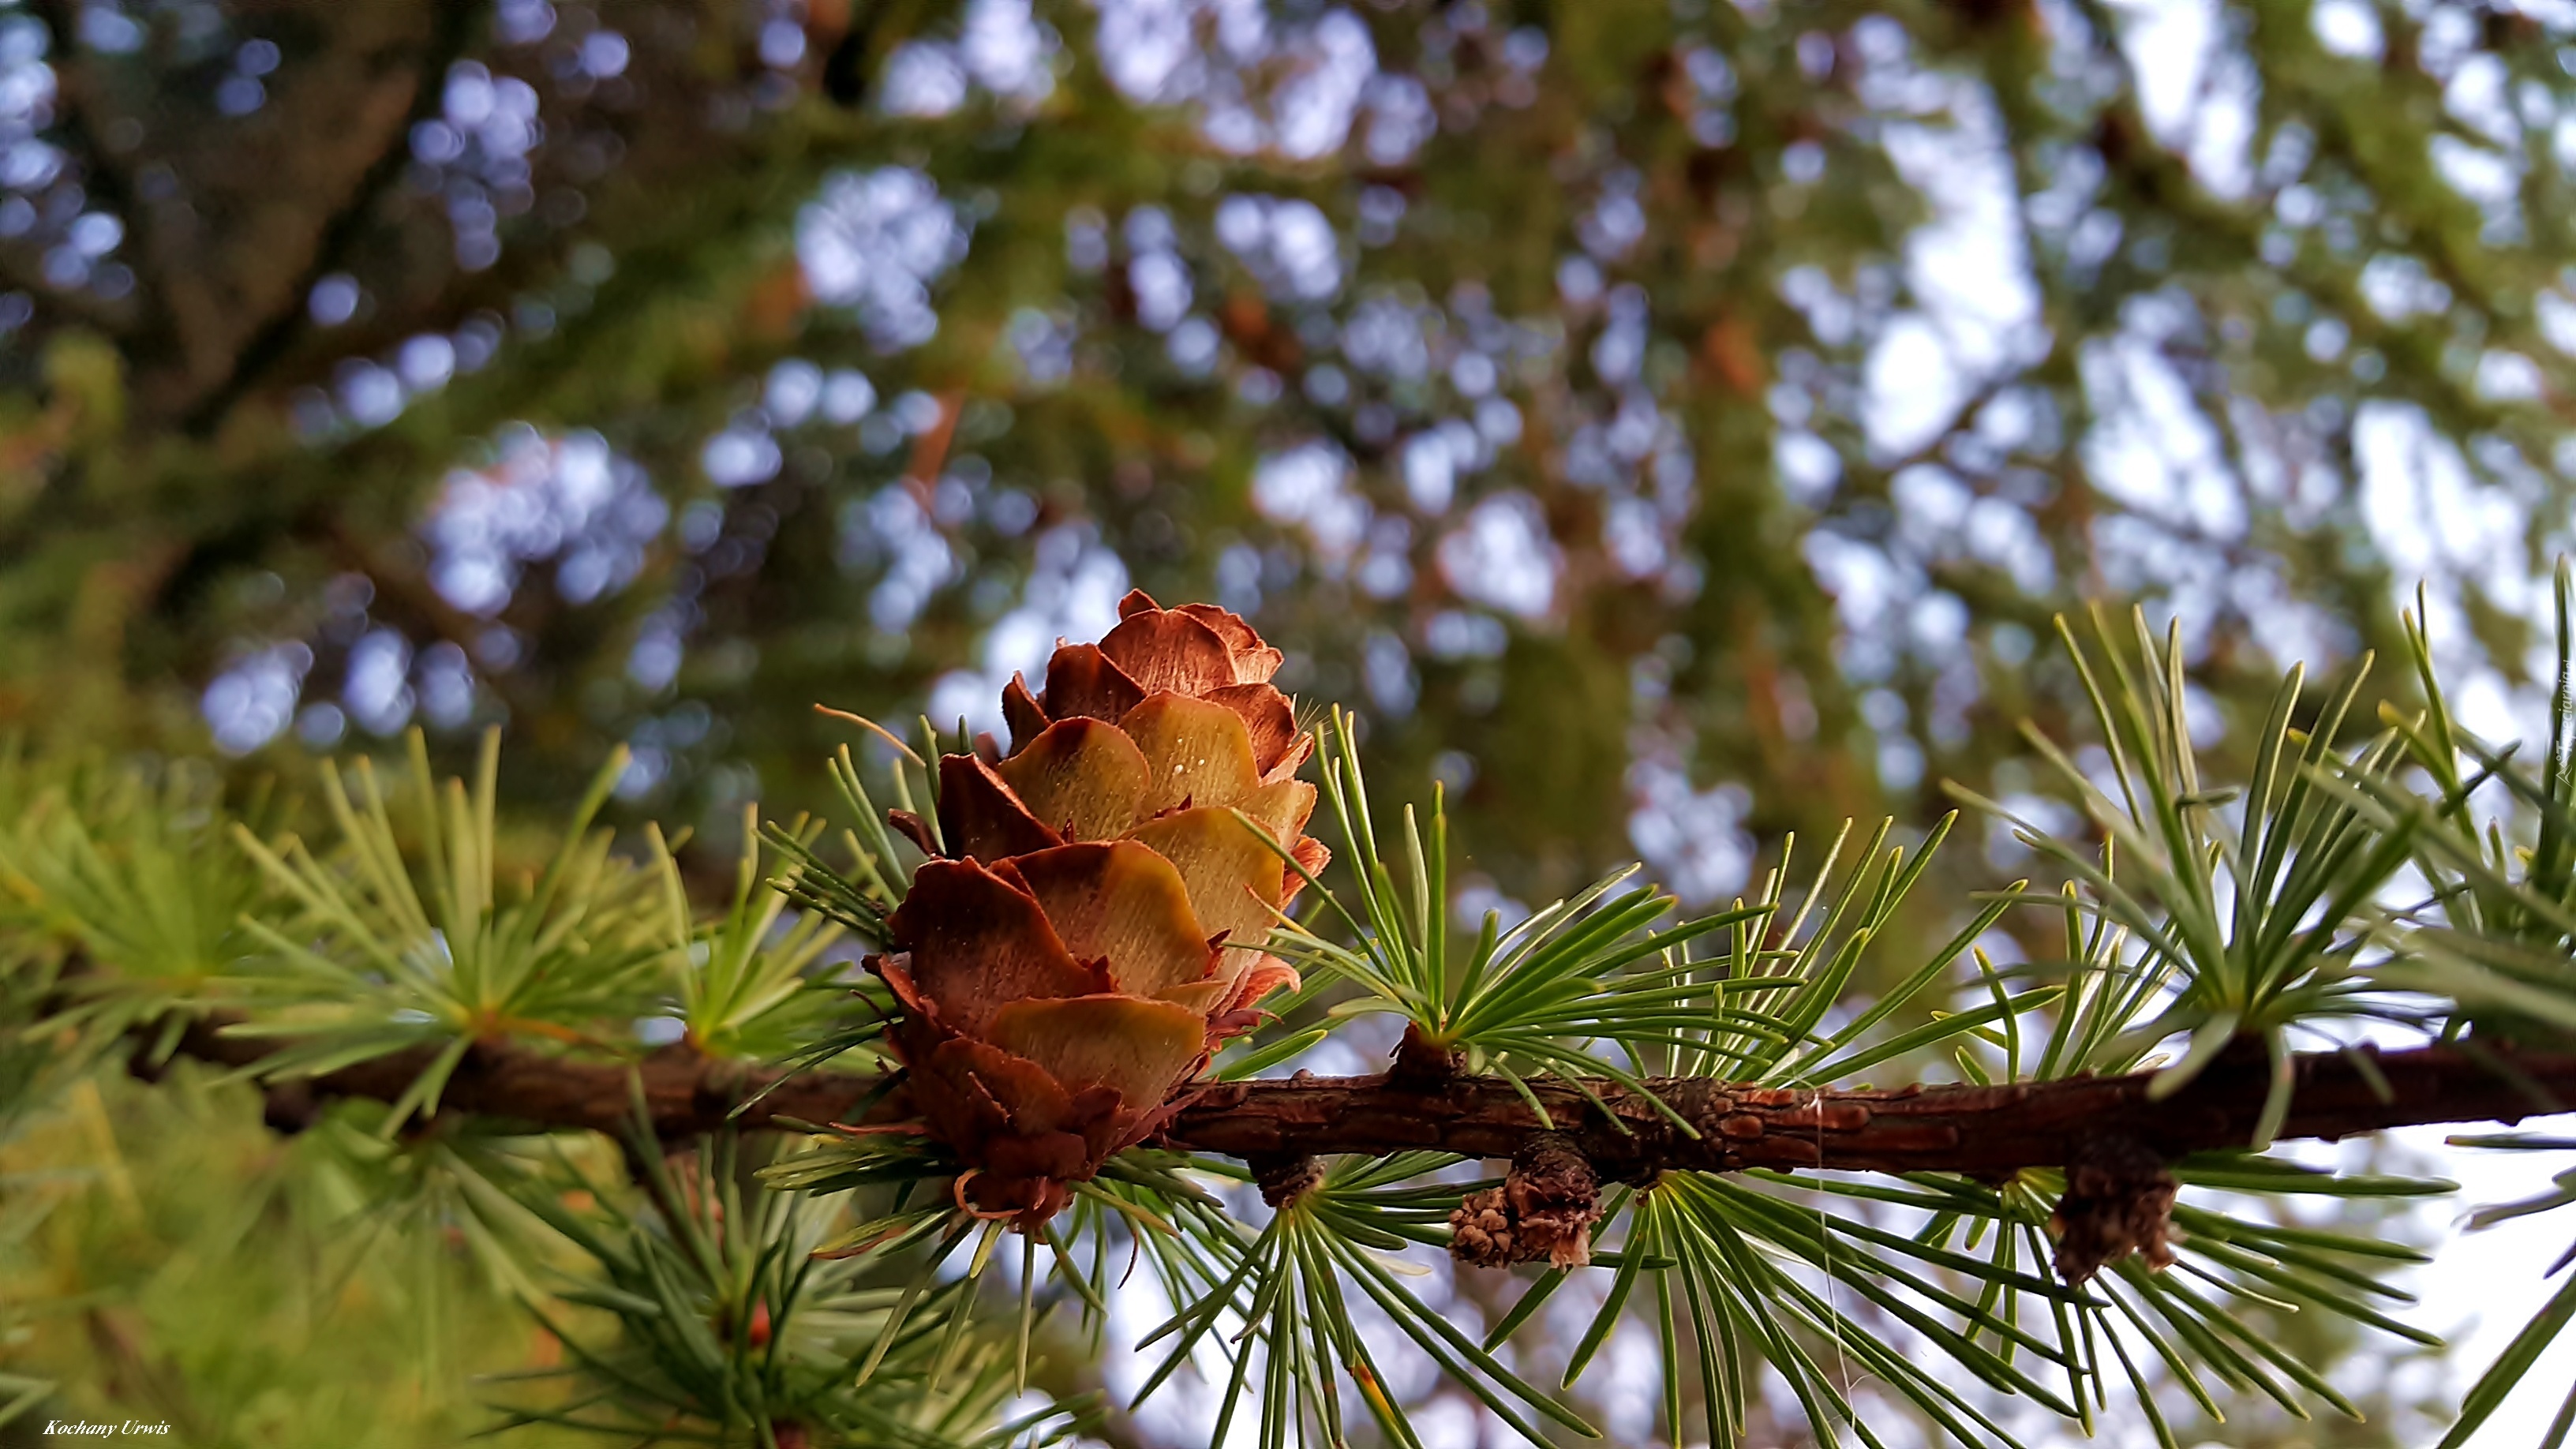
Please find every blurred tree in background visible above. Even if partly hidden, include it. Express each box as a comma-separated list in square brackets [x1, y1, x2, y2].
[5, 0, 2575, 1443]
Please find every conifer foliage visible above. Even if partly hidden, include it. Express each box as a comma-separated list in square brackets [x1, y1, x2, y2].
[10, 587, 2576, 1447]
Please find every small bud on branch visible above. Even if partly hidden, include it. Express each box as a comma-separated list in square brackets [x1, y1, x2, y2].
[1450, 1133, 1602, 1268]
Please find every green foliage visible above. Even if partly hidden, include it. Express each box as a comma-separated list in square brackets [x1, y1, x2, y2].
[0, 751, 275, 1061]
[18, 601, 2576, 1445]
[1179, 1154, 1599, 1449]
[653, 808, 856, 1063]
[1746, 883, 2455, 1449]
[496, 1121, 1080, 1447]
[764, 718, 953, 953]
[224, 730, 666, 1126]
[2439, 1132, 2576, 1449]
[2365, 565, 2576, 1039]
[0, 1068, 584, 1447]
[1953, 609, 2424, 1148]
[1219, 681, 2462, 1448]
[1260, 710, 2039, 1123]
[2348, 563, 2576, 1449]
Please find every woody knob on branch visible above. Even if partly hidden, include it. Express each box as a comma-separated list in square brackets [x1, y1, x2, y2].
[1450, 1133, 1604, 1269]
[871, 592, 1330, 1226]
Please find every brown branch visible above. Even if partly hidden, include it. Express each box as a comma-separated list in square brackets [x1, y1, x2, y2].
[155, 1009, 2576, 1175]
[155, 1012, 874, 1141]
[1167, 1045, 2576, 1176]
[900, 389, 964, 510]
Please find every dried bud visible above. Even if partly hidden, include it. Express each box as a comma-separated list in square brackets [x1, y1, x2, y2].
[2051, 1136, 2177, 1286]
[874, 593, 1329, 1226]
[1252, 1154, 1326, 1208]
[1449, 1134, 1601, 1270]
[1450, 1187, 1519, 1268]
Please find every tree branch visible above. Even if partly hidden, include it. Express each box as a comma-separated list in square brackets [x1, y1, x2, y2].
[155, 1010, 2576, 1173]
[155, 1010, 871, 1140]
[1165, 1046, 2576, 1176]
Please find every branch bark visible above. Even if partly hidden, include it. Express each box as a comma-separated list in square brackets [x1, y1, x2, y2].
[154, 1012, 872, 1141]
[1167, 1046, 2576, 1175]
[155, 1011, 2576, 1174]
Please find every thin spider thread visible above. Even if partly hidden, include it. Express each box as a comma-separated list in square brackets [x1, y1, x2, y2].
[1814, 1086, 1863, 1416]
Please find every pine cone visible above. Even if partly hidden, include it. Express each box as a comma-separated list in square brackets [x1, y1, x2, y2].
[875, 592, 1329, 1225]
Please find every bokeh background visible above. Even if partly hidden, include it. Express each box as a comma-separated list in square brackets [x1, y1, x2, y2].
[6, 0, 2576, 1443]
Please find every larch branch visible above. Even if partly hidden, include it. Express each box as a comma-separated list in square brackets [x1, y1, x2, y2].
[155, 1013, 2576, 1175]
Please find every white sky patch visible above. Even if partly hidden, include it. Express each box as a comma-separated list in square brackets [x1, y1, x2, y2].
[1127, 247, 1193, 333]
[1252, 440, 1370, 571]
[881, 0, 1058, 114]
[2233, 1124, 2576, 1449]
[2078, 333, 2245, 541]
[958, 0, 1057, 101]
[1627, 759, 1754, 905]
[2436, 129, 2520, 200]
[2478, 349, 2546, 402]
[1863, 313, 1974, 458]
[1775, 428, 1840, 507]
[1968, 493, 2056, 595]
[2112, 0, 2214, 139]
[422, 427, 667, 616]
[2360, 253, 2452, 320]
[1271, 9, 1372, 159]
[1876, 79, 2044, 455]
[926, 523, 1129, 739]
[2353, 400, 2548, 748]
[1089, 0, 1267, 103]
[848, 485, 957, 635]
[1402, 429, 1459, 514]
[2537, 290, 2576, 358]
[202, 642, 312, 754]
[1603, 496, 1668, 578]
[1086, 0, 1373, 162]
[343, 628, 415, 736]
[1803, 530, 1912, 641]
[2107, 0, 2255, 197]
[701, 423, 781, 488]
[2356, 403, 2531, 605]
[879, 42, 968, 116]
[425, 60, 544, 270]
[797, 167, 971, 350]
[1363, 72, 1436, 166]
[2445, 51, 2521, 148]
[2226, 555, 2343, 678]
[1342, 290, 1439, 380]
[1438, 491, 1559, 620]
[1216, 193, 1344, 301]
[0, 17, 59, 148]
[2312, 0, 2383, 59]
